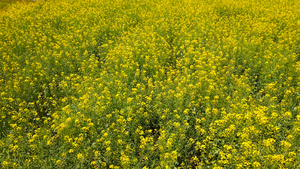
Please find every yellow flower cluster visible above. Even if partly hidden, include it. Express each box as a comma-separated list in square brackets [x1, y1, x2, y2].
[1, 0, 300, 168]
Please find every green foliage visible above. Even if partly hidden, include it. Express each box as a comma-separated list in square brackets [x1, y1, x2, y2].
[1, 0, 300, 168]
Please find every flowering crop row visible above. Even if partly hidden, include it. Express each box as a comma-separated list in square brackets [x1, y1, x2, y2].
[1, 0, 300, 168]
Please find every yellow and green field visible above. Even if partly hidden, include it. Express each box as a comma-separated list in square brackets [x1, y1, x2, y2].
[1, 0, 300, 168]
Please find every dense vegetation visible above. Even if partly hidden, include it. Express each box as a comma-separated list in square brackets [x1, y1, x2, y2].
[1, 0, 300, 168]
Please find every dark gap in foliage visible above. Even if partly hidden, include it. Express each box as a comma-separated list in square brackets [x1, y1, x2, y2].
[93, 30, 114, 68]
[295, 48, 300, 62]
[250, 68, 264, 96]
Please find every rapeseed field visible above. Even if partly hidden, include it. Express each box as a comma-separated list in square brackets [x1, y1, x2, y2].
[1, 0, 300, 168]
